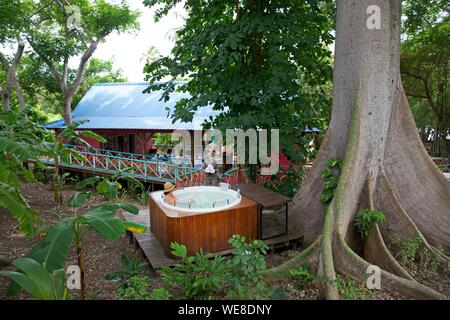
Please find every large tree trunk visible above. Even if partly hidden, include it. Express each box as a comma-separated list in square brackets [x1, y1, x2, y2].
[268, 0, 450, 299]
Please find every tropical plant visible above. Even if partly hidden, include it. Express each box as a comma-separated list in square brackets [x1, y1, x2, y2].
[6, 193, 147, 300]
[0, 107, 45, 237]
[226, 235, 270, 299]
[2, 258, 67, 300]
[160, 242, 228, 300]
[75, 170, 149, 204]
[116, 275, 151, 300]
[38, 120, 106, 207]
[354, 209, 386, 240]
[106, 255, 149, 300]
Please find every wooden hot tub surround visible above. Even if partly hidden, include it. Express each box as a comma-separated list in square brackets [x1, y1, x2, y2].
[149, 192, 258, 256]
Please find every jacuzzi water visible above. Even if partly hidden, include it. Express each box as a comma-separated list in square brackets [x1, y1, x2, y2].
[154, 186, 241, 213]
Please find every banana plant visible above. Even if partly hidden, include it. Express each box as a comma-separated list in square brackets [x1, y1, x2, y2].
[6, 192, 147, 300]
[74, 169, 148, 203]
[39, 120, 106, 207]
[0, 108, 44, 238]
[2, 258, 67, 300]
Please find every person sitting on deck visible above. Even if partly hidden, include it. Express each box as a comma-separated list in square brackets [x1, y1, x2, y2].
[163, 182, 177, 205]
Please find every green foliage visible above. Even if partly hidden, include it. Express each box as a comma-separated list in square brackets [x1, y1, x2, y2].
[6, 196, 145, 298]
[160, 235, 270, 300]
[335, 275, 371, 300]
[153, 133, 179, 146]
[320, 157, 343, 205]
[226, 235, 270, 299]
[2, 258, 67, 300]
[402, 0, 448, 35]
[289, 264, 314, 290]
[144, 0, 334, 163]
[96, 179, 122, 201]
[270, 287, 288, 300]
[116, 276, 150, 300]
[392, 235, 442, 278]
[262, 168, 305, 198]
[400, 23, 449, 157]
[151, 287, 172, 300]
[160, 242, 228, 300]
[106, 255, 150, 300]
[106, 255, 148, 283]
[0, 108, 46, 237]
[354, 209, 386, 240]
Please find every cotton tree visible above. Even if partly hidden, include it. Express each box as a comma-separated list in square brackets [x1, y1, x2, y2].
[25, 0, 139, 124]
[268, 0, 450, 299]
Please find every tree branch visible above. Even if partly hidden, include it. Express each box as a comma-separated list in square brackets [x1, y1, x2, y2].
[26, 37, 61, 84]
[67, 37, 102, 99]
[1, 41, 25, 111]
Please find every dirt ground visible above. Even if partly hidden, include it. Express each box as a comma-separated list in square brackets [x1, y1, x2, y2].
[0, 182, 448, 300]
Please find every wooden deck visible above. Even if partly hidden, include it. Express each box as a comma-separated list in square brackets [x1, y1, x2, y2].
[122, 208, 303, 269]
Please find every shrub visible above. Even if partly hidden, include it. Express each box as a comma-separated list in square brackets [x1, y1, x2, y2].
[262, 167, 305, 198]
[226, 235, 270, 299]
[150, 288, 172, 300]
[160, 242, 228, 300]
[116, 275, 150, 300]
[335, 275, 371, 300]
[393, 235, 441, 278]
[159, 235, 270, 300]
[270, 287, 288, 300]
[289, 264, 314, 290]
[354, 209, 385, 240]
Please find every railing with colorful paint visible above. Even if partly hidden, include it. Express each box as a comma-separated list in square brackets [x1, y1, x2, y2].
[223, 167, 246, 186]
[175, 167, 205, 188]
[63, 145, 199, 183]
[432, 157, 450, 173]
[65, 144, 191, 165]
[437, 164, 450, 173]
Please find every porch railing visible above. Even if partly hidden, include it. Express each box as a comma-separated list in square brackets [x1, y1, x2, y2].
[62, 144, 200, 183]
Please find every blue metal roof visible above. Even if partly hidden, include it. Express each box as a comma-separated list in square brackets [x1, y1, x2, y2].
[44, 82, 221, 130]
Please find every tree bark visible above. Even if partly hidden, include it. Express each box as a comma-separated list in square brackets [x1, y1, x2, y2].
[271, 0, 450, 299]
[0, 41, 26, 111]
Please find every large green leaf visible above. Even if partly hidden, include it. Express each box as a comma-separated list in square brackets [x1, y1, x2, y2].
[96, 180, 120, 200]
[78, 208, 125, 240]
[74, 176, 101, 190]
[68, 191, 92, 208]
[78, 130, 107, 144]
[99, 202, 140, 215]
[2, 258, 66, 300]
[123, 221, 148, 234]
[0, 137, 34, 160]
[27, 220, 75, 272]
[0, 182, 37, 237]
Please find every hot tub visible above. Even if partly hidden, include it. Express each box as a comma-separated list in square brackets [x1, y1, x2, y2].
[159, 186, 242, 213]
[149, 186, 257, 256]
